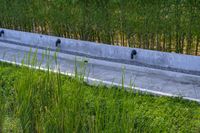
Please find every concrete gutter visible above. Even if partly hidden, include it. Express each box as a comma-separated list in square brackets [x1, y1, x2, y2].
[0, 28, 200, 72]
[0, 28, 200, 103]
[1, 41, 199, 80]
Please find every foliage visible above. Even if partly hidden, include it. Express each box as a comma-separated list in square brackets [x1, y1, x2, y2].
[0, 0, 200, 55]
[0, 62, 200, 132]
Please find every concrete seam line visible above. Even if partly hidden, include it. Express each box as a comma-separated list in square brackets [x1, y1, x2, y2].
[0, 59, 200, 103]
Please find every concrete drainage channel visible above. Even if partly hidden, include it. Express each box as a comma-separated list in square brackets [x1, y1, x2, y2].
[0, 28, 200, 102]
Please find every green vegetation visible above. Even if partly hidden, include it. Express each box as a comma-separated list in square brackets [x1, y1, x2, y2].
[0, 0, 200, 55]
[1, 1, 200, 132]
[0, 62, 200, 132]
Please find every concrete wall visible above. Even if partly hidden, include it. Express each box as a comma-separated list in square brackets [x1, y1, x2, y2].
[0, 28, 200, 72]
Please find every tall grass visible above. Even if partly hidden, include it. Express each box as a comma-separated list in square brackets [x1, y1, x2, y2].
[0, 85, 4, 132]
[0, 0, 200, 55]
[0, 50, 200, 132]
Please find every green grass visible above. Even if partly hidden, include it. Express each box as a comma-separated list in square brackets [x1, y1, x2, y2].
[0, 62, 200, 133]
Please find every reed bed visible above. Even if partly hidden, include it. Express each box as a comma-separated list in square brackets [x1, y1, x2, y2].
[0, 61, 200, 132]
[0, 0, 200, 55]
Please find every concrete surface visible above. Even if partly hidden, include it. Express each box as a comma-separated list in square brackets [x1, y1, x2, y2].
[0, 41, 200, 102]
[0, 28, 200, 72]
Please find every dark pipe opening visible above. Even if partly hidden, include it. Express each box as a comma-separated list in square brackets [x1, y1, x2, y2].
[0, 30, 4, 37]
[56, 39, 61, 47]
[84, 60, 88, 63]
[131, 49, 137, 59]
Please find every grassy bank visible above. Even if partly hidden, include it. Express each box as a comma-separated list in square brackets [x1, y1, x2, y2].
[0, 62, 200, 132]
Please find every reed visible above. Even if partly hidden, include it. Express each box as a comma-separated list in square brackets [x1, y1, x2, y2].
[0, 0, 200, 55]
